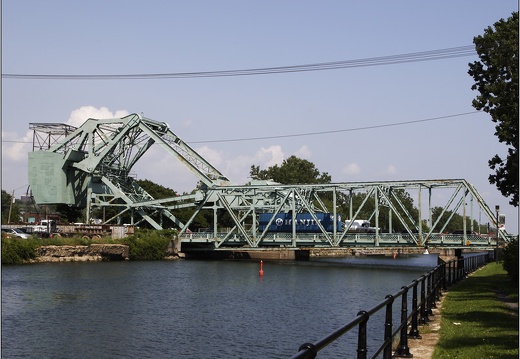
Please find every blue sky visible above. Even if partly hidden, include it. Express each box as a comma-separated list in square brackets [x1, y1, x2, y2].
[2, 1, 518, 234]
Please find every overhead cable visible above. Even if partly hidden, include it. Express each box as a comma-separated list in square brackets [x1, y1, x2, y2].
[189, 111, 480, 144]
[3, 111, 481, 144]
[2, 45, 476, 80]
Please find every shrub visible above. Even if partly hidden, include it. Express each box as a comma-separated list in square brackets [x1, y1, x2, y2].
[501, 237, 519, 285]
[120, 229, 174, 260]
[1, 237, 39, 265]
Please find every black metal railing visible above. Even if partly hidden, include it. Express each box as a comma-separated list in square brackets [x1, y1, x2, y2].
[290, 252, 490, 359]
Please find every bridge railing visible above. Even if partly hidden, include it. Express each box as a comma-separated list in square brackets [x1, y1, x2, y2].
[289, 252, 490, 359]
[179, 232, 498, 247]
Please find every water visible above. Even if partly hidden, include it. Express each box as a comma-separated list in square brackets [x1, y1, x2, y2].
[2, 254, 439, 358]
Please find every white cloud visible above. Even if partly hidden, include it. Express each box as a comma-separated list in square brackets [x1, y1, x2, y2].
[196, 145, 225, 169]
[294, 145, 311, 159]
[256, 145, 285, 168]
[67, 106, 130, 127]
[1, 130, 32, 161]
[342, 163, 361, 176]
[1, 105, 132, 190]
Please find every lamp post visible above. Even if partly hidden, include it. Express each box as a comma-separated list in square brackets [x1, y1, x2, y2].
[495, 205, 500, 264]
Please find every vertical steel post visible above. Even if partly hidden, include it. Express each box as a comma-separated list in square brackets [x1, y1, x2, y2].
[495, 205, 500, 263]
[357, 311, 368, 359]
[420, 275, 429, 324]
[426, 274, 434, 314]
[408, 280, 421, 338]
[394, 288, 413, 358]
[418, 185, 422, 245]
[383, 295, 394, 359]
[429, 271, 437, 308]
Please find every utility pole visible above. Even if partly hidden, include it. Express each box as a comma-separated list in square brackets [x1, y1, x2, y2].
[495, 205, 500, 264]
[7, 190, 15, 224]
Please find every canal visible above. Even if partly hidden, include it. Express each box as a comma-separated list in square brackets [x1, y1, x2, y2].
[2, 254, 439, 358]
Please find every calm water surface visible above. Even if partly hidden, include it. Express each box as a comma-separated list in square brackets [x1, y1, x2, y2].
[2, 255, 439, 358]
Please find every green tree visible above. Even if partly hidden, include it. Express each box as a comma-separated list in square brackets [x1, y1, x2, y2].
[136, 179, 178, 199]
[339, 189, 421, 233]
[1, 190, 21, 224]
[501, 236, 518, 284]
[55, 204, 84, 223]
[136, 179, 213, 230]
[468, 12, 519, 206]
[250, 156, 331, 184]
[430, 207, 488, 233]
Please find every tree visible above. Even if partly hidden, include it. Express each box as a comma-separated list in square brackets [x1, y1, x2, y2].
[1, 190, 21, 224]
[468, 12, 519, 206]
[250, 156, 332, 184]
[136, 179, 213, 230]
[55, 204, 84, 223]
[338, 189, 421, 233]
[501, 237, 519, 284]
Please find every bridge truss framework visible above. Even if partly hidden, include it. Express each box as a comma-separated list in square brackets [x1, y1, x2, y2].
[28, 114, 509, 248]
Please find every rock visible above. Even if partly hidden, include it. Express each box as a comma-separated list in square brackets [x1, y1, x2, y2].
[33, 244, 129, 262]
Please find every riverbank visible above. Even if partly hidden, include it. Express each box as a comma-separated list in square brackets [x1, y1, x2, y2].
[432, 262, 518, 358]
[408, 262, 518, 359]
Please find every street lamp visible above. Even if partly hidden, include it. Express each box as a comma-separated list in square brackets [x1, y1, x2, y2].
[495, 205, 500, 263]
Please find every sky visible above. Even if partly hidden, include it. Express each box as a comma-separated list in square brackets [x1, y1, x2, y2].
[2, 1, 518, 234]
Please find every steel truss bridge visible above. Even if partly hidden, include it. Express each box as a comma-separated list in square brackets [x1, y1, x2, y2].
[28, 114, 510, 249]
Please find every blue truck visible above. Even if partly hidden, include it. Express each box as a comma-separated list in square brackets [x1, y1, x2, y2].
[259, 212, 342, 233]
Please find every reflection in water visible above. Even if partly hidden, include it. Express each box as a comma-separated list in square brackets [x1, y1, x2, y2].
[2, 257, 437, 358]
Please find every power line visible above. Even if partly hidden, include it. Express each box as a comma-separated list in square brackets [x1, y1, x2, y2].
[2, 45, 476, 80]
[2, 111, 481, 145]
[189, 111, 480, 144]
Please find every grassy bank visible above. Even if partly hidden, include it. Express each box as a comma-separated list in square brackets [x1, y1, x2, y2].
[432, 262, 518, 359]
[1, 229, 176, 264]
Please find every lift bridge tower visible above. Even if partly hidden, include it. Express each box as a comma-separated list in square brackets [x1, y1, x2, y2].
[28, 113, 508, 248]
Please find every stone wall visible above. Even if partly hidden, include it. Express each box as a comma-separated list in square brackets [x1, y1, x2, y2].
[33, 244, 129, 263]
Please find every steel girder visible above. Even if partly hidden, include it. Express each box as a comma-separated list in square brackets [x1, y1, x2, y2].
[174, 179, 508, 247]
[28, 114, 229, 228]
[29, 115, 507, 247]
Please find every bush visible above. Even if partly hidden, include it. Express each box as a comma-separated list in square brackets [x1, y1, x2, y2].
[1, 237, 39, 265]
[1, 229, 177, 264]
[501, 237, 519, 285]
[120, 229, 175, 260]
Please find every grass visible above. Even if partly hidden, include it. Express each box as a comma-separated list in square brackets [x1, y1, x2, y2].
[432, 262, 519, 359]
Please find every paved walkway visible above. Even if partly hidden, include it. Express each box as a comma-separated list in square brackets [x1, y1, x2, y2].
[404, 296, 443, 359]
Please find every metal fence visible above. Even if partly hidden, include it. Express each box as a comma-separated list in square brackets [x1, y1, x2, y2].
[180, 232, 501, 248]
[289, 252, 490, 359]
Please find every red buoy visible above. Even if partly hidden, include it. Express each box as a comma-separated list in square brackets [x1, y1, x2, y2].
[259, 260, 264, 276]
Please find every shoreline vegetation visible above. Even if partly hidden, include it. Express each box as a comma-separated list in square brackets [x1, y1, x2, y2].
[1, 229, 177, 264]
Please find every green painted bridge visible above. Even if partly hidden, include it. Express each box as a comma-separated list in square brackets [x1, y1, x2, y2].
[27, 114, 511, 249]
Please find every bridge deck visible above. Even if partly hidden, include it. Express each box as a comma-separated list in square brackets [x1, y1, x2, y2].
[180, 232, 498, 248]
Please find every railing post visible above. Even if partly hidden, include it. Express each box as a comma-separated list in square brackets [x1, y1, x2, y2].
[408, 280, 421, 338]
[435, 266, 442, 301]
[448, 260, 454, 286]
[430, 270, 438, 309]
[357, 311, 369, 359]
[426, 273, 434, 314]
[420, 275, 430, 324]
[441, 261, 447, 291]
[297, 343, 317, 359]
[394, 287, 413, 357]
[383, 295, 394, 359]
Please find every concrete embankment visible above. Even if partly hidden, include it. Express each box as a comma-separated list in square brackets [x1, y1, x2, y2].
[30, 243, 468, 263]
[182, 246, 461, 260]
[31, 244, 130, 263]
